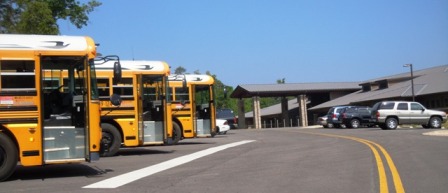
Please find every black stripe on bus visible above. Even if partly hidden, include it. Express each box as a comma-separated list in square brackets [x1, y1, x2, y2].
[0, 90, 37, 96]
[101, 107, 135, 111]
[22, 150, 40, 157]
[0, 106, 38, 111]
[125, 136, 136, 140]
[0, 118, 38, 124]
[99, 97, 135, 101]
[101, 115, 135, 119]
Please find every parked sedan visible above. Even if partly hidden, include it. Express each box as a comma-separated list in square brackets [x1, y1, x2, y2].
[216, 108, 238, 129]
[216, 119, 230, 134]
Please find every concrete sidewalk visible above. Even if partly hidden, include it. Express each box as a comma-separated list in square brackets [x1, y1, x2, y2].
[422, 129, 448, 136]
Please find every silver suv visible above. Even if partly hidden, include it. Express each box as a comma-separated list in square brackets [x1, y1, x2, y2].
[371, 101, 447, 130]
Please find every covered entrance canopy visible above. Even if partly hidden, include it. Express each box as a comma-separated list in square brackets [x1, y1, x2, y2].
[230, 82, 361, 128]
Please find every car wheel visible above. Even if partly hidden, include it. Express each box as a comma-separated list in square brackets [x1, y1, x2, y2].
[0, 133, 18, 181]
[429, 117, 442, 128]
[350, 119, 361, 129]
[100, 123, 122, 157]
[385, 118, 398, 130]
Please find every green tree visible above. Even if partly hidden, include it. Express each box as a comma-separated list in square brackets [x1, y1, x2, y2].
[276, 78, 285, 84]
[175, 67, 239, 113]
[174, 66, 186, 74]
[0, 0, 101, 34]
[210, 74, 235, 110]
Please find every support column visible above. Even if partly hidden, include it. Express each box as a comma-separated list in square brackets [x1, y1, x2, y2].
[281, 97, 289, 127]
[252, 96, 261, 129]
[298, 95, 308, 127]
[237, 98, 246, 129]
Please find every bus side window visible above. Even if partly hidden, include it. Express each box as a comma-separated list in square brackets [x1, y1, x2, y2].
[97, 78, 110, 98]
[175, 87, 189, 102]
[0, 60, 36, 91]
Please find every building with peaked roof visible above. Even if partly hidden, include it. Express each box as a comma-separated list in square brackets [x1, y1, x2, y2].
[310, 64, 448, 113]
[231, 64, 448, 128]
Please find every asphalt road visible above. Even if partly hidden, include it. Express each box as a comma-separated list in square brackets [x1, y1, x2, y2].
[2, 127, 448, 193]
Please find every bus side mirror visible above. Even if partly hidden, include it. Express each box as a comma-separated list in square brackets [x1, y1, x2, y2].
[223, 87, 227, 99]
[110, 93, 122, 106]
[113, 61, 122, 84]
[182, 78, 187, 92]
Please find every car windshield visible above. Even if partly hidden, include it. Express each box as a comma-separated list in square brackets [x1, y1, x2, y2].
[216, 109, 234, 118]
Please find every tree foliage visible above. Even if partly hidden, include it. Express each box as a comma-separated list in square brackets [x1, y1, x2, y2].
[0, 0, 101, 34]
[173, 66, 186, 74]
[170, 68, 290, 114]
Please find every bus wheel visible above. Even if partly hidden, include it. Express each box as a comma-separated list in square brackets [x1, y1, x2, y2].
[211, 127, 218, 137]
[100, 123, 122, 157]
[0, 133, 18, 181]
[166, 122, 181, 145]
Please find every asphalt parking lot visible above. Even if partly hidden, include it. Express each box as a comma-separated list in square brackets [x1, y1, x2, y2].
[2, 127, 448, 193]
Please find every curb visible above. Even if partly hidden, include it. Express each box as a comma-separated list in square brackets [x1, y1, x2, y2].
[422, 129, 448, 137]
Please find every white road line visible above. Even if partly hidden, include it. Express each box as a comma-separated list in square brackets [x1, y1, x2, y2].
[83, 140, 255, 189]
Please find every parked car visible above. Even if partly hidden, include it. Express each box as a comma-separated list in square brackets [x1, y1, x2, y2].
[371, 101, 447, 130]
[216, 119, 230, 134]
[338, 106, 376, 128]
[216, 108, 237, 129]
[317, 115, 329, 128]
[326, 106, 355, 128]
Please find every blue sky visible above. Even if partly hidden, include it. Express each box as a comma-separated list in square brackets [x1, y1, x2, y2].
[59, 0, 448, 88]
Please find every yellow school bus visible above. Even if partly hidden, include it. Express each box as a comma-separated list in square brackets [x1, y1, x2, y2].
[0, 34, 120, 181]
[168, 74, 217, 139]
[94, 60, 175, 156]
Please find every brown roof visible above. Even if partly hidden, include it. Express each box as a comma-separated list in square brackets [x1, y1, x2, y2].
[309, 64, 448, 110]
[230, 82, 361, 98]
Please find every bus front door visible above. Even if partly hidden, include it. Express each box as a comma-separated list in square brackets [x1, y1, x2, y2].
[41, 56, 87, 163]
[193, 85, 214, 137]
[139, 75, 165, 145]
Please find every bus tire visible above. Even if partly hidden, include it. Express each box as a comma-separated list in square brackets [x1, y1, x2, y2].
[211, 127, 217, 137]
[100, 123, 122, 157]
[165, 122, 181, 145]
[0, 132, 18, 181]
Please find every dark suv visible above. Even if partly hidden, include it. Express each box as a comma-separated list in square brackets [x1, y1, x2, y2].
[326, 106, 355, 128]
[216, 108, 237, 129]
[338, 106, 375, 128]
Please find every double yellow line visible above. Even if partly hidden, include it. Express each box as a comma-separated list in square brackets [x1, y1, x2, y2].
[298, 131, 405, 193]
